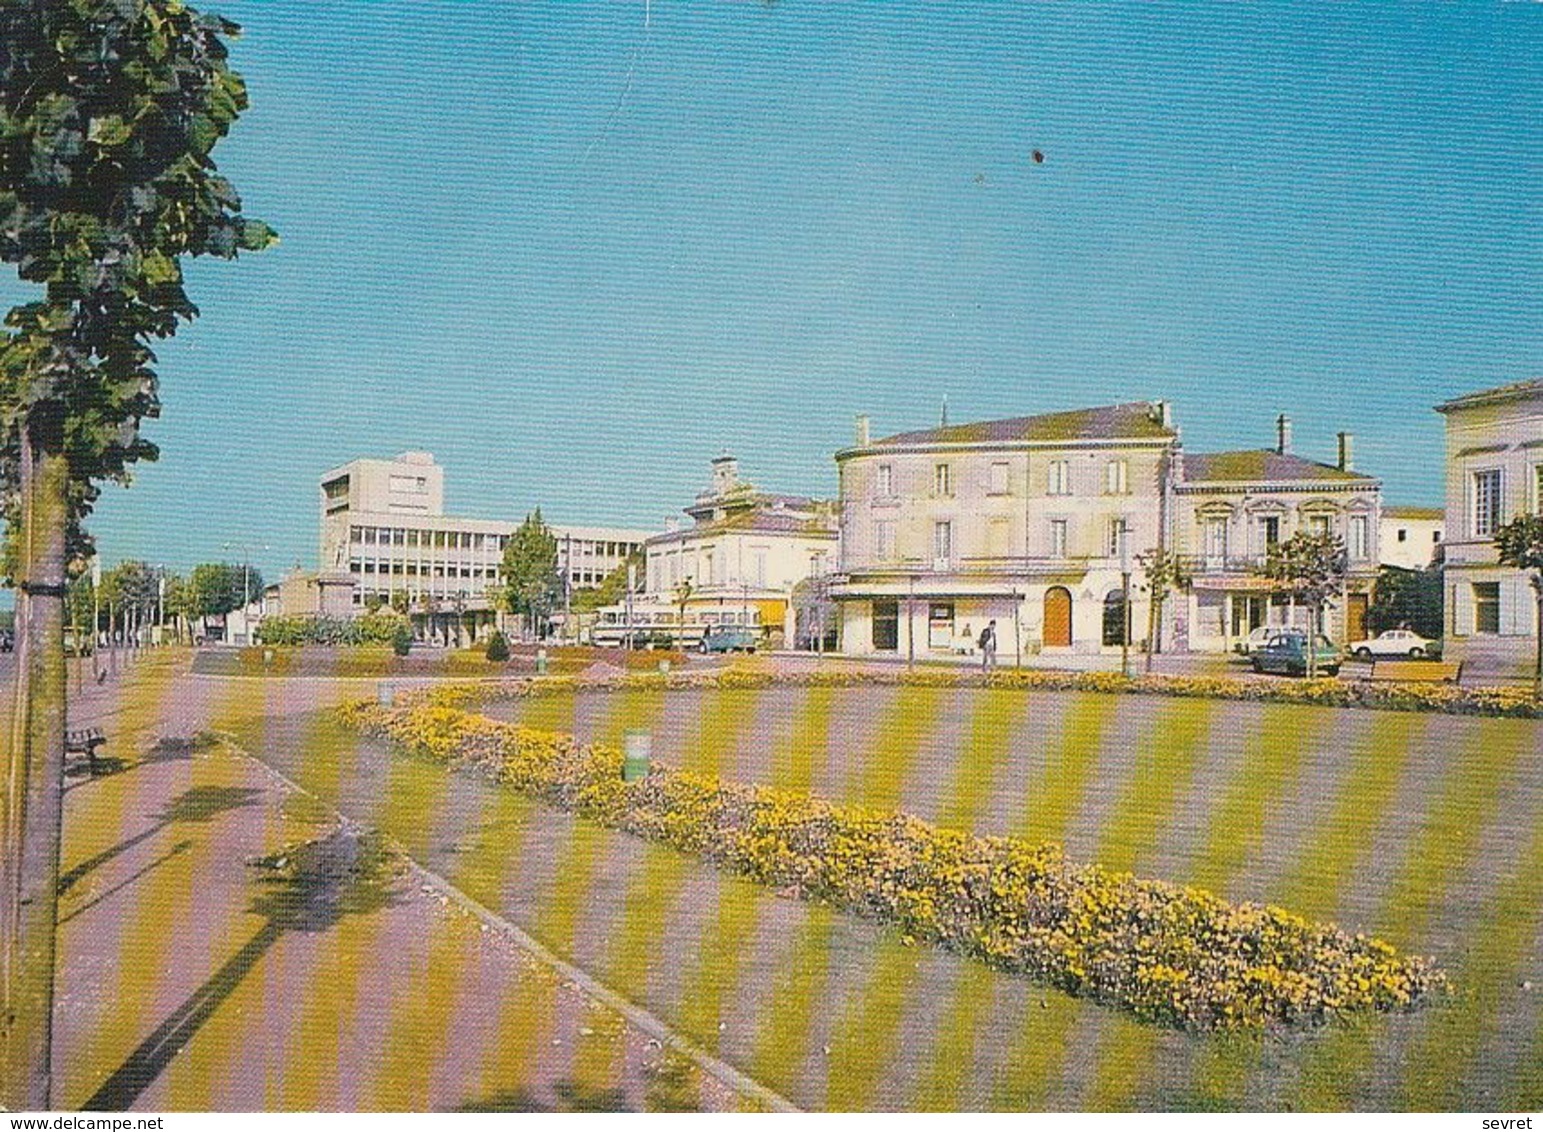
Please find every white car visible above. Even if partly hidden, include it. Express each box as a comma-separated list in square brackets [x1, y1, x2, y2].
[1347, 628, 1436, 660]
[1234, 625, 1298, 655]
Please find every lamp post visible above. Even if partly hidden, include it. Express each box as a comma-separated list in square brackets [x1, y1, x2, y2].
[222, 540, 268, 645]
[1119, 521, 1132, 678]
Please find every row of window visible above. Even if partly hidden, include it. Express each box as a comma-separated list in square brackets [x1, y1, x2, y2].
[866, 516, 1137, 564]
[352, 560, 495, 579]
[1200, 513, 1373, 560]
[650, 546, 774, 593]
[875, 458, 1133, 501]
[351, 526, 506, 551]
[1470, 465, 1543, 538]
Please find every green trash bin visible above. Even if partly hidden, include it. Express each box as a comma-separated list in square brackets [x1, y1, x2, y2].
[536, 647, 548, 675]
[622, 731, 651, 782]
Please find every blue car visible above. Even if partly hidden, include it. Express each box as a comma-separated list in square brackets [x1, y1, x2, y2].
[1250, 631, 1341, 677]
[700, 625, 758, 654]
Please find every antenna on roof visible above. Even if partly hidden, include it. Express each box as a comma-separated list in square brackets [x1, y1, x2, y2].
[940, 395, 949, 428]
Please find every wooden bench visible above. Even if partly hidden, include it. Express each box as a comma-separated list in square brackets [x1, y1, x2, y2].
[65, 728, 107, 775]
[1365, 659, 1464, 685]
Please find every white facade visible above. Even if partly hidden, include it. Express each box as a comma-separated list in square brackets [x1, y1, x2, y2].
[832, 403, 1175, 658]
[1380, 507, 1444, 571]
[1435, 380, 1543, 674]
[318, 452, 652, 636]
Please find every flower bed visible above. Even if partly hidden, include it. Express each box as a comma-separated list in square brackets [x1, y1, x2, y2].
[341, 698, 1446, 1033]
[403, 664, 1543, 718]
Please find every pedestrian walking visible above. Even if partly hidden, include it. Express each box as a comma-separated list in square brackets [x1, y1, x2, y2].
[979, 619, 998, 672]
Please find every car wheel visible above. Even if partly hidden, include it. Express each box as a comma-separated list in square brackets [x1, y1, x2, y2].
[1409, 647, 1424, 659]
[1251, 659, 1263, 673]
[1326, 666, 1340, 677]
[1355, 647, 1371, 660]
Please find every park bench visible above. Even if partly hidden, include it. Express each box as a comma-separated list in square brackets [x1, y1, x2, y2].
[1365, 659, 1464, 685]
[65, 727, 107, 775]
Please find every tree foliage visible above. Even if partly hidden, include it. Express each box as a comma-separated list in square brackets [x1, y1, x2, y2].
[1367, 564, 1443, 640]
[1493, 514, 1543, 694]
[0, 0, 276, 537]
[499, 509, 560, 632]
[1264, 530, 1348, 677]
[183, 560, 262, 619]
[569, 551, 642, 614]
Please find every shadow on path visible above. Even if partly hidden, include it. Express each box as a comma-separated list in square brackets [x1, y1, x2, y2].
[57, 784, 262, 896]
[81, 825, 404, 1111]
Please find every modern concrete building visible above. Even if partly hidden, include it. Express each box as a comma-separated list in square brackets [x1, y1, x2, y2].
[318, 452, 652, 641]
[638, 455, 838, 645]
[1171, 418, 1382, 651]
[831, 402, 1176, 658]
[1380, 506, 1444, 571]
[1435, 379, 1543, 675]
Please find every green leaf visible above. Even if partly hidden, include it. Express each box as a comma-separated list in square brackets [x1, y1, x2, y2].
[235, 217, 278, 252]
[87, 115, 131, 147]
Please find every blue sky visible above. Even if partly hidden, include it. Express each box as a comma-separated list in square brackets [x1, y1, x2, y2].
[4, 2, 1539, 578]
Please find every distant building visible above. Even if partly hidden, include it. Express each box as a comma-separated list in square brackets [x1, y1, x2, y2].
[832, 402, 1175, 657]
[318, 451, 652, 641]
[1171, 418, 1382, 651]
[635, 455, 838, 645]
[1380, 506, 1444, 571]
[1435, 379, 1543, 674]
[262, 568, 356, 619]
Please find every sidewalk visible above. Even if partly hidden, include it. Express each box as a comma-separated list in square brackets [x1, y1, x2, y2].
[52, 655, 750, 1111]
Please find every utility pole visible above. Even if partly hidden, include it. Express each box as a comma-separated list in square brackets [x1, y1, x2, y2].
[1119, 521, 1132, 678]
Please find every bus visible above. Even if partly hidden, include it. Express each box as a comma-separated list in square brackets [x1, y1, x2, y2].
[589, 602, 764, 650]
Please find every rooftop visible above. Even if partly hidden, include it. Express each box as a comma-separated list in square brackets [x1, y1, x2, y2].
[1181, 449, 1374, 485]
[1383, 505, 1444, 520]
[865, 401, 1174, 448]
[1434, 378, 1543, 414]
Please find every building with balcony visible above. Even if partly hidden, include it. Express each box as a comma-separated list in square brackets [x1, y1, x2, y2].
[1171, 418, 1382, 652]
[318, 452, 652, 642]
[639, 455, 838, 645]
[1435, 379, 1543, 675]
[831, 402, 1176, 657]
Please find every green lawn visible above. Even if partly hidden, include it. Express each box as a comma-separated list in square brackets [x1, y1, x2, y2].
[226, 683, 1543, 1111]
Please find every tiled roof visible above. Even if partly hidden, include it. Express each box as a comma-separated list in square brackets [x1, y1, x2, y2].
[650, 509, 837, 543]
[1434, 378, 1543, 413]
[1383, 505, 1444, 520]
[869, 402, 1174, 447]
[1181, 450, 1373, 484]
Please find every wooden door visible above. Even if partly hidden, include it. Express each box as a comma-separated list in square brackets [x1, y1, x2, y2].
[1044, 587, 1072, 648]
[1347, 593, 1368, 643]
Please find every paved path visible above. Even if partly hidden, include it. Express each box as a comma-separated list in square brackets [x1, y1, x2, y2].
[51, 654, 748, 1111]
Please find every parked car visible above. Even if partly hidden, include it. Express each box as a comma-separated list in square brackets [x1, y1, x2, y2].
[0, 629, 12, 653]
[700, 625, 758, 654]
[1251, 631, 1342, 677]
[1346, 627, 1437, 661]
[1235, 625, 1284, 655]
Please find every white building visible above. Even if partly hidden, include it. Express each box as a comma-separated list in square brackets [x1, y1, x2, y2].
[1380, 506, 1444, 571]
[318, 452, 652, 641]
[1435, 379, 1543, 675]
[639, 455, 838, 646]
[832, 402, 1176, 658]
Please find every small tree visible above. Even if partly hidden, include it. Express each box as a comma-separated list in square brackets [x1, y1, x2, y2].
[485, 630, 509, 662]
[1366, 563, 1444, 640]
[499, 510, 560, 640]
[1263, 530, 1348, 678]
[1136, 546, 1190, 674]
[389, 588, 410, 616]
[390, 621, 413, 658]
[1493, 514, 1543, 697]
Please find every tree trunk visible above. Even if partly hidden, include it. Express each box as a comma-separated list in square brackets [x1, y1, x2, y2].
[1, 422, 70, 1110]
[1144, 590, 1161, 675]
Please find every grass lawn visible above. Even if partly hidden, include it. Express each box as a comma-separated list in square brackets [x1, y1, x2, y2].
[217, 681, 1543, 1110]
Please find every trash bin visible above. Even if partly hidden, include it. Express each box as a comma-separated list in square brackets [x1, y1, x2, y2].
[658, 659, 670, 674]
[622, 731, 651, 782]
[377, 681, 395, 707]
[536, 647, 548, 675]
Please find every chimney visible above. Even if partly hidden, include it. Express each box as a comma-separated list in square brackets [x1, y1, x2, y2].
[940, 396, 949, 428]
[855, 414, 871, 446]
[711, 454, 739, 494]
[1151, 400, 1172, 429]
[1337, 431, 1354, 472]
[1276, 413, 1293, 455]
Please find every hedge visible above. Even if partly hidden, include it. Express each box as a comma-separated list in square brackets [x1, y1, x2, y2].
[341, 699, 1446, 1033]
[403, 664, 1543, 719]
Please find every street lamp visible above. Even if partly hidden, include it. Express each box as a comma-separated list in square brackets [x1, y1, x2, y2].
[1119, 520, 1133, 678]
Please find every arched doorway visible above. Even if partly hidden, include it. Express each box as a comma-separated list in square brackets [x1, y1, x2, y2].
[1103, 589, 1129, 647]
[1044, 586, 1072, 647]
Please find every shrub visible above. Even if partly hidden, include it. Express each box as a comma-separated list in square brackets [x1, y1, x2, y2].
[254, 611, 410, 647]
[391, 622, 413, 657]
[485, 630, 510, 662]
[342, 699, 1446, 1033]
